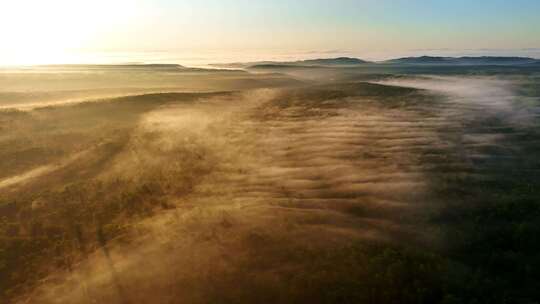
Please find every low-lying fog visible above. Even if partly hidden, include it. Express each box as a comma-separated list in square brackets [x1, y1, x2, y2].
[0, 66, 302, 110]
[1, 67, 540, 303]
[375, 75, 537, 126]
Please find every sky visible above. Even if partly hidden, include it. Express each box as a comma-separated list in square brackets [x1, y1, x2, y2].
[1, 0, 540, 65]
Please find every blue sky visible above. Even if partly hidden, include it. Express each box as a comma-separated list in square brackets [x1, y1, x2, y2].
[1, 0, 539, 64]
[147, 0, 540, 50]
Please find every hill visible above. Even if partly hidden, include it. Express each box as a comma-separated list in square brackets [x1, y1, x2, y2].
[213, 57, 371, 69]
[384, 56, 538, 65]
[298, 57, 370, 66]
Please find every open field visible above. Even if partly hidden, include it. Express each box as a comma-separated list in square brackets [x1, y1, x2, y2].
[1, 64, 540, 303]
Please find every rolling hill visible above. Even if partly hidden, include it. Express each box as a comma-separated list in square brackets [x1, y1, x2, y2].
[384, 56, 538, 65]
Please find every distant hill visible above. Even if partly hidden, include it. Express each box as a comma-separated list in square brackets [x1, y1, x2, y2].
[384, 56, 538, 65]
[30, 64, 247, 73]
[249, 64, 324, 70]
[212, 57, 371, 69]
[215, 56, 540, 69]
[298, 57, 370, 66]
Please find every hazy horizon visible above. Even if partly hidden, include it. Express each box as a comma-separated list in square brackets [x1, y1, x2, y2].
[1, 48, 540, 67]
[2, 2, 540, 303]
[1, 0, 540, 66]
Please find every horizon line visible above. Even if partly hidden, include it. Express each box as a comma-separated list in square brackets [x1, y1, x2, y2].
[1, 54, 539, 69]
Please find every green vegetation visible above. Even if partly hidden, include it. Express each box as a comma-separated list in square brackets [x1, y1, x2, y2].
[0, 92, 223, 299]
[1, 66, 540, 303]
[428, 122, 540, 303]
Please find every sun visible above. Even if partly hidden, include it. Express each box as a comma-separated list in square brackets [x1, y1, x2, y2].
[0, 0, 139, 65]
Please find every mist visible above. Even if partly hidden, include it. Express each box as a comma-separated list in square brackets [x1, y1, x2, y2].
[375, 75, 536, 125]
[2, 63, 540, 303]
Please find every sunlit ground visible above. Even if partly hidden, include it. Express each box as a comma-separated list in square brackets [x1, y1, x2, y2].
[1, 62, 540, 303]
